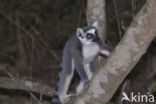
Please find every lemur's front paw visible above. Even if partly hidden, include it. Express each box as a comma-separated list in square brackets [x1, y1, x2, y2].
[51, 94, 62, 104]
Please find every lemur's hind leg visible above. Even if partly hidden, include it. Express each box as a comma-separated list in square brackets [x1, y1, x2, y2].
[54, 58, 75, 103]
[76, 60, 96, 95]
[73, 54, 89, 95]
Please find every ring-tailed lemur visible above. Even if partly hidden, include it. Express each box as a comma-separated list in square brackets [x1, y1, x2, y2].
[51, 21, 112, 104]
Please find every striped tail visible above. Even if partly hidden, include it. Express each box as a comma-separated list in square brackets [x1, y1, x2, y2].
[51, 68, 63, 104]
[51, 94, 62, 104]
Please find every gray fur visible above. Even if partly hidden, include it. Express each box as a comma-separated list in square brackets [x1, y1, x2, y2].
[51, 22, 112, 104]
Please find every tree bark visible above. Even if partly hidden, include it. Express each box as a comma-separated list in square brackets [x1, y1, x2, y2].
[0, 77, 54, 97]
[73, 0, 156, 104]
[86, 0, 106, 40]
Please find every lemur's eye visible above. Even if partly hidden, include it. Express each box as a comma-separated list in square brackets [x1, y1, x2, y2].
[87, 34, 93, 39]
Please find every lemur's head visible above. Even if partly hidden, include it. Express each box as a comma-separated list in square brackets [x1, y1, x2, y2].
[76, 21, 113, 57]
[76, 21, 99, 45]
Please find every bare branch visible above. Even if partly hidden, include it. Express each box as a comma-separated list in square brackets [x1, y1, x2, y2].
[0, 9, 59, 60]
[0, 77, 54, 97]
[72, 0, 156, 104]
[113, 0, 122, 38]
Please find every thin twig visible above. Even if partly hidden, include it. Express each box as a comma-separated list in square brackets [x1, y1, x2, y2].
[30, 26, 59, 61]
[131, 0, 136, 18]
[77, 10, 82, 28]
[30, 37, 35, 79]
[16, 10, 27, 70]
[0, 9, 58, 60]
[1, 69, 15, 80]
[39, 90, 43, 103]
[27, 91, 42, 104]
[113, 0, 122, 39]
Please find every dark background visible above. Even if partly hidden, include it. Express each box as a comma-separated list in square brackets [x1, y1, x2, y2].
[0, 0, 155, 104]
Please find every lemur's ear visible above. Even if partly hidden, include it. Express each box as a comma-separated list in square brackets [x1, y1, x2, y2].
[76, 28, 84, 39]
[92, 21, 98, 29]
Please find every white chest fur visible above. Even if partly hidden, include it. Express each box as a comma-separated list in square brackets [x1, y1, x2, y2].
[82, 43, 100, 63]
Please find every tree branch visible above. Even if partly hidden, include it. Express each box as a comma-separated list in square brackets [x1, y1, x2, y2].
[0, 9, 59, 61]
[72, 0, 156, 104]
[0, 77, 53, 97]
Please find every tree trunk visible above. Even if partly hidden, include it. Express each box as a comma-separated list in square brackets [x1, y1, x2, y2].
[86, 0, 106, 40]
[72, 0, 156, 104]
